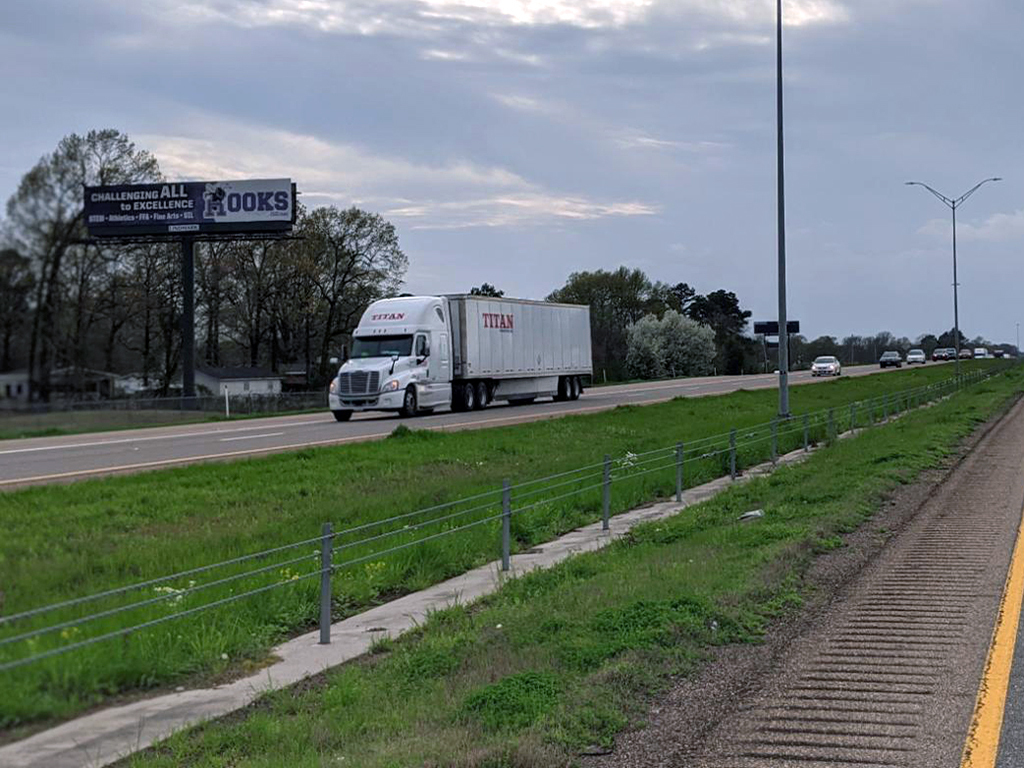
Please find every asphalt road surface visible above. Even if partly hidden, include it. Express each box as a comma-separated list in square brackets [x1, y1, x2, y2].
[0, 364, 918, 487]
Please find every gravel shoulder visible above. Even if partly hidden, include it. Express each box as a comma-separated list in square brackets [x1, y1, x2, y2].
[592, 394, 1024, 768]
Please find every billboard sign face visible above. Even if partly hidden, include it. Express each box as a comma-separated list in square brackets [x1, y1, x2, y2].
[84, 179, 295, 237]
[753, 320, 800, 335]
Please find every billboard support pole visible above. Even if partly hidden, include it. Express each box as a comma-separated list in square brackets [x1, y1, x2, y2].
[181, 236, 196, 399]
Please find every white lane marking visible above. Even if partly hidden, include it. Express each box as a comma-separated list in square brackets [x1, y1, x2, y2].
[0, 364, 897, 486]
[218, 432, 285, 443]
[0, 366, 880, 458]
[0, 378, 791, 486]
[0, 420, 324, 456]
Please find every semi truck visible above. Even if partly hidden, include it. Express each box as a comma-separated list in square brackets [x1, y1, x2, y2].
[328, 295, 592, 421]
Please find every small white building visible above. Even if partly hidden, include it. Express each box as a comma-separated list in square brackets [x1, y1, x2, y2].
[195, 366, 282, 396]
[0, 370, 30, 404]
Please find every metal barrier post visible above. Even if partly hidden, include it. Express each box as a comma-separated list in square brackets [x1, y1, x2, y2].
[883, 393, 888, 421]
[501, 480, 511, 572]
[602, 455, 611, 531]
[850, 403, 857, 432]
[729, 429, 737, 479]
[828, 408, 835, 441]
[319, 522, 333, 645]
[771, 419, 778, 463]
[803, 414, 809, 451]
[675, 442, 683, 502]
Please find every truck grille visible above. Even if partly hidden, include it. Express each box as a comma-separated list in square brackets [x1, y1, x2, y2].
[336, 371, 380, 395]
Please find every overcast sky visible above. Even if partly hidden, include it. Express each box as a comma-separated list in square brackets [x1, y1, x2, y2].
[1, 0, 1020, 343]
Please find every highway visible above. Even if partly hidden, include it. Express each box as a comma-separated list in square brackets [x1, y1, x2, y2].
[0, 364, 909, 487]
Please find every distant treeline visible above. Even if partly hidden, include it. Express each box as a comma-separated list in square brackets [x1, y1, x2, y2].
[1, 130, 1013, 401]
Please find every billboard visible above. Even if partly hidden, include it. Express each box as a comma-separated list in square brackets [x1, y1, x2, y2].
[753, 320, 800, 335]
[84, 178, 295, 237]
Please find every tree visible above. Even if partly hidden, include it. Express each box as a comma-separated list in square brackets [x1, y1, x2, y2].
[548, 267, 671, 380]
[685, 289, 752, 374]
[0, 249, 33, 371]
[299, 206, 408, 383]
[4, 129, 160, 399]
[937, 327, 968, 350]
[469, 283, 504, 297]
[625, 311, 715, 380]
[659, 310, 716, 377]
[624, 314, 663, 380]
[916, 334, 939, 356]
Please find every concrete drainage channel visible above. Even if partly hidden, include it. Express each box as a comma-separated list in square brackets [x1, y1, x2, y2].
[686, 398, 1024, 768]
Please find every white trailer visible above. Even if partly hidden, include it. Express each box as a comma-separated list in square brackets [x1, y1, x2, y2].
[328, 295, 592, 420]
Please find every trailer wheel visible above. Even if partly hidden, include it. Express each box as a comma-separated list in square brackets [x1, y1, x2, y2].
[463, 381, 477, 411]
[474, 381, 488, 410]
[573, 376, 583, 399]
[332, 410, 352, 422]
[399, 387, 418, 417]
[555, 376, 568, 401]
[566, 377, 579, 401]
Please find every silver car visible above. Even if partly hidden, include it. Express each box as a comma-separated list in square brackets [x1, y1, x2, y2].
[811, 356, 842, 377]
[906, 349, 926, 365]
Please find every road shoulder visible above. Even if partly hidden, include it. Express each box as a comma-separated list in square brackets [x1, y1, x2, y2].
[594, 393, 1024, 768]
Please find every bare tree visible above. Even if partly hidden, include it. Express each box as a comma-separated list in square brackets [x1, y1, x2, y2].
[4, 130, 160, 399]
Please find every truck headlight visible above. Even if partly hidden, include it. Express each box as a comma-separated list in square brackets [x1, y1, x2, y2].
[329, 378, 337, 394]
[382, 379, 401, 392]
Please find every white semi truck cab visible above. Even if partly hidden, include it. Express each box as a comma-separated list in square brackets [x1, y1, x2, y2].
[328, 295, 592, 421]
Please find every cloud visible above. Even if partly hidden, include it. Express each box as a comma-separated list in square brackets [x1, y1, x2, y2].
[140, 0, 851, 37]
[387, 194, 659, 229]
[615, 132, 730, 152]
[136, 115, 657, 229]
[919, 209, 1024, 243]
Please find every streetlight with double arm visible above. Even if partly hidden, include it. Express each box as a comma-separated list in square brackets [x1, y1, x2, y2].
[905, 177, 1002, 377]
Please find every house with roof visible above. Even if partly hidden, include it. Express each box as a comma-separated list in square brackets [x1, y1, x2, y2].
[0, 369, 30, 405]
[195, 366, 283, 396]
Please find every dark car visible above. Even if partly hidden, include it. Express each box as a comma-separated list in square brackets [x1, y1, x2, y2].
[932, 348, 949, 361]
[879, 351, 902, 368]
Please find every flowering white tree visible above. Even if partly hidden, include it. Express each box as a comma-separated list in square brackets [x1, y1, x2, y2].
[626, 310, 715, 379]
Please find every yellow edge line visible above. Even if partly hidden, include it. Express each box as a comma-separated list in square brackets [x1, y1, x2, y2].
[961, 497, 1024, 767]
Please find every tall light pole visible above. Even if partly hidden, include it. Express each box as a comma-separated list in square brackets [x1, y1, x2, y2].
[906, 177, 1002, 377]
[1016, 322, 1020, 356]
[776, 0, 790, 417]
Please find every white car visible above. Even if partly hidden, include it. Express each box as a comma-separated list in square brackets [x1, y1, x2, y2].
[906, 349, 926, 365]
[974, 347, 989, 359]
[811, 356, 842, 377]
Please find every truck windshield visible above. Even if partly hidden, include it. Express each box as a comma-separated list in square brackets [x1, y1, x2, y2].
[351, 335, 413, 358]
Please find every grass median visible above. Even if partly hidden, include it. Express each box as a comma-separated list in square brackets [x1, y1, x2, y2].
[0, 361, 1002, 732]
[126, 364, 1024, 768]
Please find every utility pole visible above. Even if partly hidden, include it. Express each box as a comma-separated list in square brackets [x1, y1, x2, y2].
[776, 0, 790, 417]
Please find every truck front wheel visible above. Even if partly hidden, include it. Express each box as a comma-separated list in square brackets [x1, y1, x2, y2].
[332, 410, 352, 422]
[400, 387, 418, 417]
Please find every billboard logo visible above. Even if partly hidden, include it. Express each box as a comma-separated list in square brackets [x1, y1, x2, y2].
[483, 313, 513, 331]
[203, 185, 290, 218]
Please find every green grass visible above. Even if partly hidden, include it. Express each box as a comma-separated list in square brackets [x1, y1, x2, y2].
[124, 364, 1024, 768]
[0, 361, 1003, 732]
